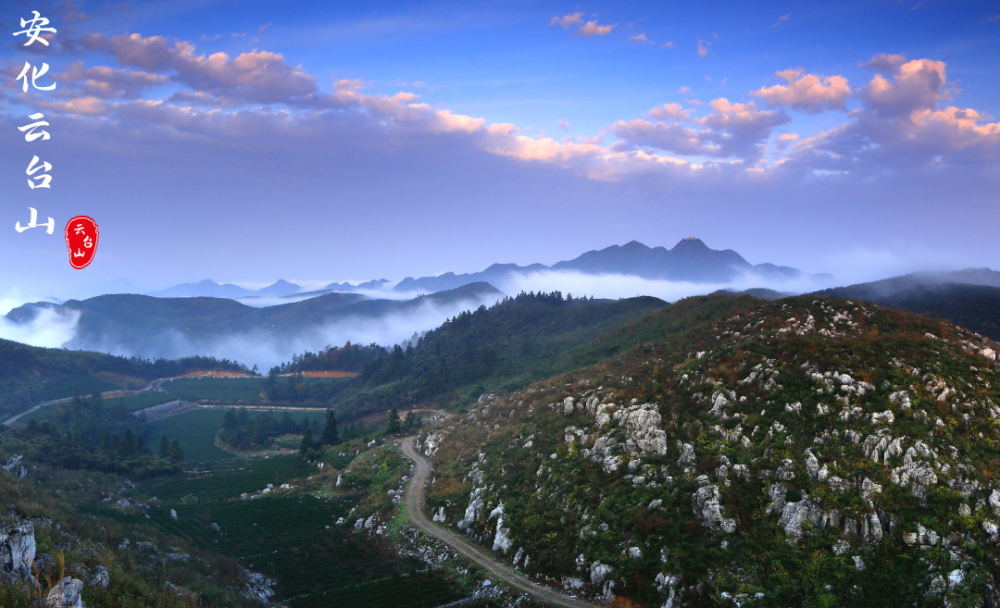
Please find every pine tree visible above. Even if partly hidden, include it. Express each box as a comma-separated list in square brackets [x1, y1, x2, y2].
[319, 410, 339, 446]
[386, 406, 401, 434]
[101, 429, 111, 451]
[159, 435, 170, 457]
[168, 439, 183, 462]
[299, 426, 314, 457]
[121, 429, 136, 457]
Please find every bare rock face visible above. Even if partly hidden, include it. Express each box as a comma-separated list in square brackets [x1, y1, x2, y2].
[90, 566, 109, 590]
[0, 522, 36, 580]
[693, 485, 737, 533]
[2, 455, 27, 478]
[46, 577, 85, 608]
[245, 571, 275, 603]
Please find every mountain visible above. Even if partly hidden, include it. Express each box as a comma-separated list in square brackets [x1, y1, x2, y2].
[324, 278, 392, 292]
[814, 269, 1000, 340]
[5, 283, 503, 365]
[419, 293, 1000, 607]
[393, 238, 830, 294]
[256, 279, 302, 297]
[147, 279, 256, 299]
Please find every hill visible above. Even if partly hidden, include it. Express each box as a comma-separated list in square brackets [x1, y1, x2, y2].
[0, 337, 246, 419]
[4, 284, 502, 363]
[269, 291, 669, 419]
[418, 293, 1000, 607]
[815, 270, 1000, 340]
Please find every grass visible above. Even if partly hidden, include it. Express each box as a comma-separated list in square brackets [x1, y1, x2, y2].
[144, 409, 232, 463]
[36, 375, 118, 402]
[161, 377, 350, 404]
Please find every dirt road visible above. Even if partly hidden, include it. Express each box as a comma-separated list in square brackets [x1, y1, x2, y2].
[400, 437, 599, 608]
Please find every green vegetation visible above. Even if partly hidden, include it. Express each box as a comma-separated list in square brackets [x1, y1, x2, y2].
[144, 409, 232, 463]
[426, 294, 1000, 607]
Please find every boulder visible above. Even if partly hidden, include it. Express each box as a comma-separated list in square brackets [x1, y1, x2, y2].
[0, 522, 36, 579]
[693, 485, 737, 533]
[46, 577, 85, 608]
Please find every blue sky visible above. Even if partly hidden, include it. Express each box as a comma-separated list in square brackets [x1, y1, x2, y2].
[1, 0, 999, 302]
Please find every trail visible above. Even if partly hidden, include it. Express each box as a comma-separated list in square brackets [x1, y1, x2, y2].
[400, 436, 599, 608]
[3, 376, 175, 426]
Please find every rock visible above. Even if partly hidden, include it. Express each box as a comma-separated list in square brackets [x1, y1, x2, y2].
[90, 566, 109, 590]
[2, 455, 27, 479]
[245, 571, 275, 603]
[562, 397, 575, 414]
[852, 556, 865, 571]
[170, 509, 178, 521]
[891, 459, 938, 499]
[46, 577, 85, 608]
[693, 485, 737, 533]
[627, 546, 642, 559]
[832, 540, 850, 556]
[432, 507, 446, 522]
[562, 577, 584, 590]
[0, 522, 36, 579]
[513, 547, 525, 566]
[980, 348, 997, 362]
[990, 489, 1000, 517]
[458, 488, 484, 529]
[676, 442, 695, 468]
[590, 561, 613, 586]
[492, 513, 512, 554]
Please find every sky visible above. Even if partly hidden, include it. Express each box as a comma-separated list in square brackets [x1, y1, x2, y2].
[1, 0, 999, 304]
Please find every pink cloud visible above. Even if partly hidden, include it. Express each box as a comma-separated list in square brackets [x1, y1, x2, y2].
[648, 103, 693, 121]
[662, 41, 675, 49]
[860, 53, 908, 74]
[772, 14, 791, 27]
[697, 39, 710, 58]
[333, 78, 369, 91]
[577, 20, 617, 37]
[550, 13, 584, 27]
[54, 61, 169, 99]
[751, 68, 851, 112]
[862, 57, 950, 116]
[629, 33, 653, 44]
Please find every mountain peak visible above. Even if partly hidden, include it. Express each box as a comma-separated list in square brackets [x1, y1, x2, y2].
[670, 237, 709, 251]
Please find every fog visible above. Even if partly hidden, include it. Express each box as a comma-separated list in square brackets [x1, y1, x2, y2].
[60, 291, 503, 370]
[0, 307, 81, 349]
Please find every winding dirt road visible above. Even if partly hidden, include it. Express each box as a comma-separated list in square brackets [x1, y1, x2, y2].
[400, 437, 599, 608]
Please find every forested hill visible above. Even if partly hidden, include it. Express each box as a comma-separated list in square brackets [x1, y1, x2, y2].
[272, 291, 668, 418]
[0, 338, 246, 419]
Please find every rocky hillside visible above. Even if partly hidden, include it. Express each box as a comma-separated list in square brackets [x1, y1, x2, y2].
[421, 295, 1000, 607]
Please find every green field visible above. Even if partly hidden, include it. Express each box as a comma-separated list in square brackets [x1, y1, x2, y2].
[143, 455, 317, 502]
[138, 464, 464, 608]
[144, 409, 232, 463]
[161, 376, 349, 405]
[119, 391, 177, 411]
[37, 375, 118, 402]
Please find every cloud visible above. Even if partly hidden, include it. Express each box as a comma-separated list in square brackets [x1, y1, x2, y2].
[558, 119, 570, 129]
[697, 39, 711, 58]
[199, 34, 223, 42]
[777, 133, 799, 148]
[54, 61, 170, 99]
[983, 14, 1000, 23]
[662, 41, 675, 49]
[772, 14, 791, 27]
[629, 33, 653, 44]
[789, 56, 1000, 170]
[259, 23, 273, 32]
[861, 57, 950, 117]
[751, 68, 852, 112]
[333, 78, 370, 91]
[577, 20, 617, 37]
[678, 86, 690, 94]
[550, 13, 584, 27]
[695, 98, 790, 160]
[0, 307, 81, 349]
[79, 33, 317, 104]
[860, 53, 908, 74]
[648, 103, 693, 121]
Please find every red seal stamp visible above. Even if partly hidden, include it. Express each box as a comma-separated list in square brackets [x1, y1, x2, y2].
[65, 216, 99, 269]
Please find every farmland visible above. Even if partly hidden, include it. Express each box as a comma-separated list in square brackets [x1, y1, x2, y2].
[144, 409, 231, 462]
[162, 376, 350, 405]
[137, 455, 467, 607]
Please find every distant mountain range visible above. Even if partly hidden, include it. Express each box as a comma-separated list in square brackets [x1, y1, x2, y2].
[143, 238, 831, 299]
[7, 283, 503, 366]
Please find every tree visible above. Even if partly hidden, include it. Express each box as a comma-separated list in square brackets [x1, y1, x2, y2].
[319, 410, 339, 446]
[168, 439, 183, 462]
[386, 406, 401, 434]
[223, 410, 238, 429]
[159, 435, 170, 457]
[121, 429, 136, 457]
[299, 426, 314, 457]
[101, 430, 112, 451]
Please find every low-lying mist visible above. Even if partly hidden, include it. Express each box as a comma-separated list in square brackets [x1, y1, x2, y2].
[0, 307, 81, 349]
[66, 292, 504, 370]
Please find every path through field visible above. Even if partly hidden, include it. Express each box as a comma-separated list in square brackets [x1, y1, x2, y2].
[400, 436, 599, 608]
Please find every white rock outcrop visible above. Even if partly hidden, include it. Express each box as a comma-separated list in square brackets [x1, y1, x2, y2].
[0, 522, 36, 579]
[693, 485, 736, 533]
[46, 577, 85, 608]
